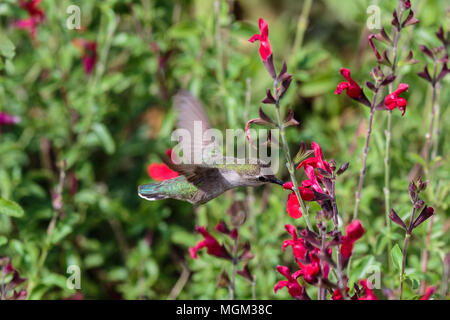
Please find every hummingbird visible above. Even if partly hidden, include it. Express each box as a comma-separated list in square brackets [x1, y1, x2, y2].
[138, 91, 284, 205]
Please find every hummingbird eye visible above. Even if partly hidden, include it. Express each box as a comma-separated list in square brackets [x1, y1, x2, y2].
[258, 176, 267, 182]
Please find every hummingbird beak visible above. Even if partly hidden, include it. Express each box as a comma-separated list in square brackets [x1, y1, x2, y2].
[267, 176, 284, 186]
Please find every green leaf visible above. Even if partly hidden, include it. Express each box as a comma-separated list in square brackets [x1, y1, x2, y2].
[92, 123, 116, 155]
[391, 244, 403, 272]
[0, 34, 15, 59]
[0, 236, 7, 246]
[348, 256, 375, 287]
[0, 198, 24, 218]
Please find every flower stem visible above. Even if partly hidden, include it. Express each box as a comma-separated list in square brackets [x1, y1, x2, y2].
[353, 89, 379, 219]
[273, 85, 313, 230]
[331, 173, 349, 300]
[228, 235, 239, 300]
[400, 192, 419, 300]
[384, 2, 403, 242]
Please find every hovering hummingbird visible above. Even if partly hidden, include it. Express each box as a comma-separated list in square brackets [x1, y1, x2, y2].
[138, 91, 284, 205]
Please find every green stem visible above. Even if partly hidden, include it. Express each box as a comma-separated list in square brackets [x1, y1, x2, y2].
[400, 192, 419, 299]
[290, 0, 312, 65]
[273, 94, 313, 230]
[229, 235, 239, 300]
[353, 89, 379, 219]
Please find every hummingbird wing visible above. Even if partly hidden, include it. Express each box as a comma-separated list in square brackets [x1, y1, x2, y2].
[173, 91, 221, 164]
[162, 159, 227, 192]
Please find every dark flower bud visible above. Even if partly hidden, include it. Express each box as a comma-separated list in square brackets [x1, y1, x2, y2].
[215, 220, 230, 234]
[381, 73, 396, 86]
[336, 162, 349, 176]
[414, 199, 425, 210]
[408, 181, 417, 202]
[437, 64, 449, 83]
[412, 206, 434, 230]
[418, 178, 428, 191]
[366, 81, 377, 92]
[391, 11, 400, 30]
[283, 108, 300, 127]
[237, 263, 253, 282]
[217, 270, 230, 288]
[239, 241, 254, 260]
[262, 88, 276, 104]
[401, 0, 411, 9]
[417, 66, 433, 83]
[261, 54, 277, 79]
[436, 26, 448, 46]
[389, 209, 407, 231]
[402, 9, 419, 28]
[420, 45, 435, 60]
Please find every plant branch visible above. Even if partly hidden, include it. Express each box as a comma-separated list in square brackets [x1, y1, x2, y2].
[273, 80, 313, 230]
[353, 87, 380, 219]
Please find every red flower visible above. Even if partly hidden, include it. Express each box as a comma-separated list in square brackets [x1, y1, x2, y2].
[285, 189, 315, 219]
[248, 18, 272, 61]
[419, 286, 436, 300]
[340, 220, 365, 259]
[15, 0, 45, 38]
[358, 279, 378, 300]
[0, 112, 20, 125]
[385, 83, 408, 116]
[147, 163, 179, 181]
[335, 68, 362, 98]
[282, 224, 307, 260]
[297, 251, 321, 284]
[296, 142, 332, 177]
[189, 226, 231, 260]
[274, 265, 304, 299]
[332, 287, 349, 300]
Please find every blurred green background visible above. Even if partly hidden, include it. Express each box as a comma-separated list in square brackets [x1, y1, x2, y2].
[0, 0, 448, 299]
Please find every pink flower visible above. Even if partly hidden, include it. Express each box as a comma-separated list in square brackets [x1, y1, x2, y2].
[274, 265, 305, 299]
[358, 279, 378, 300]
[0, 112, 20, 125]
[73, 39, 97, 75]
[282, 224, 307, 261]
[248, 18, 272, 61]
[189, 226, 231, 260]
[340, 220, 365, 259]
[147, 163, 179, 181]
[419, 286, 436, 300]
[15, 0, 45, 38]
[385, 83, 408, 116]
[335, 68, 362, 98]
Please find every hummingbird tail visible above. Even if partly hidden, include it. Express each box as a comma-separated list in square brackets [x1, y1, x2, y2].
[138, 183, 170, 201]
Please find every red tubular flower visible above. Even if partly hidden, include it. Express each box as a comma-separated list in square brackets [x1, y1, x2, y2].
[297, 252, 321, 284]
[296, 142, 332, 177]
[385, 83, 408, 116]
[282, 224, 307, 260]
[419, 286, 436, 300]
[358, 279, 378, 300]
[0, 112, 20, 125]
[147, 163, 179, 181]
[340, 220, 365, 259]
[189, 226, 231, 260]
[248, 18, 272, 61]
[274, 265, 304, 299]
[335, 68, 362, 98]
[15, 0, 45, 38]
[286, 188, 315, 219]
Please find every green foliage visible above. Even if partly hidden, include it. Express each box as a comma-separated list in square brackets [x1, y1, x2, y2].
[0, 0, 448, 300]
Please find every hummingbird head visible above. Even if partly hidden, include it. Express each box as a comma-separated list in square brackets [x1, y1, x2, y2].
[236, 164, 284, 187]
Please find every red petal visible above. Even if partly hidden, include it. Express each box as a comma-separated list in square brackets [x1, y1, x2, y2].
[147, 163, 179, 181]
